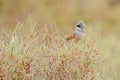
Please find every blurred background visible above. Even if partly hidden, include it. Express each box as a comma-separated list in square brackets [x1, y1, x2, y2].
[0, 0, 120, 79]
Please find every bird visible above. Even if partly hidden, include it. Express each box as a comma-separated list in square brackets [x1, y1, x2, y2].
[65, 20, 86, 42]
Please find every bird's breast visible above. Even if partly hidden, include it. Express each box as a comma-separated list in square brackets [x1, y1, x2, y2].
[75, 31, 85, 40]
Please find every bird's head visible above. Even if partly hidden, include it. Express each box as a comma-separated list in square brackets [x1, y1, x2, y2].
[76, 20, 86, 30]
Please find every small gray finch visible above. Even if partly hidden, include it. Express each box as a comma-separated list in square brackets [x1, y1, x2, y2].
[66, 20, 86, 42]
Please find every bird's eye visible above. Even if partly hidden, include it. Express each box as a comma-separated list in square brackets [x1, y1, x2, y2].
[77, 25, 81, 28]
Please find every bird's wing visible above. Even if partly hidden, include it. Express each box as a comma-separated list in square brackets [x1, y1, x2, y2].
[65, 32, 75, 41]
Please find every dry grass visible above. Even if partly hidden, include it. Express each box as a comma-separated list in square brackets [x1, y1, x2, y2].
[0, 0, 120, 79]
[0, 22, 105, 80]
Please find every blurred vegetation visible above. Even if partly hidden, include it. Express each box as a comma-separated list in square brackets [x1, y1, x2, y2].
[0, 0, 120, 30]
[0, 0, 120, 79]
